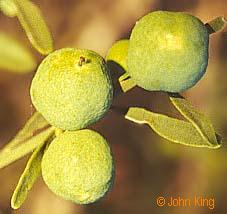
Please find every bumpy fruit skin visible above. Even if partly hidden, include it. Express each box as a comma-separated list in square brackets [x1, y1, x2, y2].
[128, 11, 209, 92]
[41, 129, 114, 204]
[30, 48, 113, 130]
[106, 39, 129, 72]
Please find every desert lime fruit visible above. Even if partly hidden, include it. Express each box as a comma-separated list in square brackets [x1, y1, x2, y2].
[41, 129, 114, 204]
[30, 48, 113, 130]
[127, 11, 209, 92]
[106, 39, 129, 72]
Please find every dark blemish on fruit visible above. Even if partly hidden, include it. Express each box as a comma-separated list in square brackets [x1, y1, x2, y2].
[78, 56, 86, 66]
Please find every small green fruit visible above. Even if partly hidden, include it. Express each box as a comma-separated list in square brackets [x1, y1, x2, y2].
[41, 129, 114, 204]
[128, 11, 209, 92]
[0, 0, 17, 17]
[106, 39, 129, 72]
[30, 48, 113, 130]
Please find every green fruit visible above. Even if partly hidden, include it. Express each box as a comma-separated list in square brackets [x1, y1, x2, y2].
[128, 11, 209, 92]
[106, 39, 129, 72]
[0, 0, 17, 17]
[41, 129, 114, 204]
[30, 48, 113, 130]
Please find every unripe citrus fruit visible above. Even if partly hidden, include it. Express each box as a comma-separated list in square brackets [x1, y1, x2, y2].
[41, 129, 114, 204]
[106, 39, 129, 72]
[128, 11, 209, 92]
[30, 48, 113, 130]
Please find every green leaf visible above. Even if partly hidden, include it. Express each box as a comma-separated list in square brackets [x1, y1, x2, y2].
[13, 0, 54, 55]
[169, 93, 220, 146]
[0, 32, 36, 73]
[118, 73, 136, 92]
[0, 127, 55, 169]
[126, 107, 221, 149]
[206, 16, 227, 34]
[11, 135, 52, 209]
[2, 111, 50, 151]
[0, 0, 17, 17]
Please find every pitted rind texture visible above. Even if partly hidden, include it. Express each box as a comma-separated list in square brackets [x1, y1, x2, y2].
[106, 39, 129, 72]
[30, 48, 113, 130]
[128, 11, 209, 92]
[41, 129, 114, 204]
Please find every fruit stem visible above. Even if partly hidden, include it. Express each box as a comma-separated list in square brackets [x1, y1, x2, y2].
[78, 56, 86, 66]
[54, 128, 64, 137]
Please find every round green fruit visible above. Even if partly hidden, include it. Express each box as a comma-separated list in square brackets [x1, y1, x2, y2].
[127, 11, 209, 92]
[41, 129, 114, 204]
[106, 39, 129, 72]
[30, 48, 113, 130]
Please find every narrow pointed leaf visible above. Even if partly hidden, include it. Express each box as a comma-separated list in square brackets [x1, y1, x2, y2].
[119, 73, 136, 92]
[125, 107, 221, 149]
[11, 135, 52, 209]
[206, 16, 227, 34]
[2, 111, 50, 151]
[0, 127, 55, 169]
[0, 0, 17, 17]
[0, 32, 36, 73]
[169, 93, 221, 147]
[13, 0, 54, 55]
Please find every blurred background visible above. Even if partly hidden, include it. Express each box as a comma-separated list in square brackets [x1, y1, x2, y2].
[0, 0, 227, 213]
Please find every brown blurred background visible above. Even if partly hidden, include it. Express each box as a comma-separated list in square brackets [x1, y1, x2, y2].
[0, 0, 227, 213]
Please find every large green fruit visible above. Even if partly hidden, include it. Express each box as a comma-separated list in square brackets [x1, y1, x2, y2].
[128, 11, 209, 92]
[30, 48, 113, 130]
[41, 129, 114, 204]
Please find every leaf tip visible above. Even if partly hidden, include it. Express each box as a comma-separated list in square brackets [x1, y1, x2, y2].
[206, 16, 227, 34]
[125, 107, 147, 124]
[11, 194, 20, 210]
